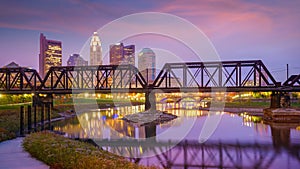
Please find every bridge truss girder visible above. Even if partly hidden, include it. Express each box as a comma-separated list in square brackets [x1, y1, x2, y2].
[40, 65, 147, 92]
[153, 60, 279, 89]
[0, 67, 42, 93]
[0, 60, 300, 94]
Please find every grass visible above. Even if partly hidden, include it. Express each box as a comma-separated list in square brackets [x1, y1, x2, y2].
[0, 104, 62, 142]
[0, 109, 19, 142]
[212, 100, 300, 108]
[225, 101, 270, 108]
[23, 132, 157, 169]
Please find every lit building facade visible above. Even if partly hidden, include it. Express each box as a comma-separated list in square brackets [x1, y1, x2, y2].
[67, 54, 88, 66]
[138, 48, 156, 83]
[109, 43, 135, 87]
[109, 43, 135, 65]
[39, 33, 62, 78]
[90, 32, 102, 65]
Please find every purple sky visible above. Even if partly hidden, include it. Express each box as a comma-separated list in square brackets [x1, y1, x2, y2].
[0, 0, 299, 82]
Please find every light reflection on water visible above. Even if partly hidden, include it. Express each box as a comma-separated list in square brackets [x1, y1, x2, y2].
[53, 102, 300, 168]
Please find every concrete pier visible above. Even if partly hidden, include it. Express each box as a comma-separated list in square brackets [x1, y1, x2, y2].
[263, 108, 300, 123]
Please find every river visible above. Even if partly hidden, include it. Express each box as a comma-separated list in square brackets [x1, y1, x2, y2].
[52, 102, 300, 168]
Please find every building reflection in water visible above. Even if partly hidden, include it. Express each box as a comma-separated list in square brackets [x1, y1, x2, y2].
[53, 102, 300, 167]
[54, 102, 216, 140]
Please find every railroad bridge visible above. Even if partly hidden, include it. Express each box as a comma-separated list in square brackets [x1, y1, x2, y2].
[0, 60, 299, 109]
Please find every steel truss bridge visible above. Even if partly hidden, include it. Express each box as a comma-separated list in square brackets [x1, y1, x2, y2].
[95, 139, 300, 169]
[0, 60, 299, 94]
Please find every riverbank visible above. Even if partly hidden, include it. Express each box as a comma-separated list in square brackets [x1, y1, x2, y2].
[23, 132, 157, 169]
[0, 105, 62, 142]
[0, 99, 144, 142]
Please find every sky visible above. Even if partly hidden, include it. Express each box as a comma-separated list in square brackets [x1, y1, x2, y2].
[0, 0, 299, 82]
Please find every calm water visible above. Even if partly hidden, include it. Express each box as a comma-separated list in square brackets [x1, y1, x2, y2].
[53, 103, 300, 168]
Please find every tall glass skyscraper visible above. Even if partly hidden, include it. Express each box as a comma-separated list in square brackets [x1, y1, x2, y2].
[109, 43, 135, 66]
[138, 48, 156, 83]
[109, 43, 135, 88]
[90, 32, 102, 65]
[39, 33, 62, 78]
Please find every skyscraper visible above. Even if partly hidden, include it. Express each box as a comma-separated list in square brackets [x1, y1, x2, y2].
[39, 33, 62, 78]
[67, 54, 88, 66]
[138, 48, 156, 83]
[123, 45, 135, 65]
[90, 32, 102, 65]
[109, 43, 135, 66]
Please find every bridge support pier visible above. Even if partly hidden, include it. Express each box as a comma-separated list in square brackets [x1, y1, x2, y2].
[27, 105, 32, 133]
[32, 94, 53, 131]
[20, 106, 24, 137]
[145, 85, 156, 111]
[270, 92, 281, 108]
[270, 92, 291, 108]
[20, 105, 33, 136]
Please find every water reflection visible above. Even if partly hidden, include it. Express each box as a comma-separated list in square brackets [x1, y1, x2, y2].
[53, 102, 300, 168]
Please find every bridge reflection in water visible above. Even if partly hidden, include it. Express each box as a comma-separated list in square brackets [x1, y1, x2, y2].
[53, 103, 300, 169]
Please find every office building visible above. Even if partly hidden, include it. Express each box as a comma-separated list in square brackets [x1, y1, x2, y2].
[39, 33, 62, 77]
[109, 43, 135, 65]
[138, 48, 156, 83]
[67, 54, 88, 66]
[109, 43, 135, 87]
[90, 32, 102, 65]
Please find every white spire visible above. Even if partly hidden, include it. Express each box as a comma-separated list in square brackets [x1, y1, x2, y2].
[90, 31, 103, 65]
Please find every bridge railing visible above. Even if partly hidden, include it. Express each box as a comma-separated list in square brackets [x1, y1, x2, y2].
[152, 60, 280, 90]
[40, 64, 147, 92]
[0, 67, 42, 93]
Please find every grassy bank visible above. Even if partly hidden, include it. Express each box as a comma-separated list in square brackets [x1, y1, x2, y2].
[23, 132, 156, 169]
[0, 108, 19, 142]
[0, 104, 61, 142]
[221, 101, 300, 108]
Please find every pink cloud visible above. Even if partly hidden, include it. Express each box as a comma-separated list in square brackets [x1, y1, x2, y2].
[153, 0, 300, 51]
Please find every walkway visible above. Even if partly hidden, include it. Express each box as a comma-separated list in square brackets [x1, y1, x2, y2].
[0, 137, 49, 169]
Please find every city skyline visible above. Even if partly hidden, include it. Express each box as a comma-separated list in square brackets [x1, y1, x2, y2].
[0, 0, 299, 82]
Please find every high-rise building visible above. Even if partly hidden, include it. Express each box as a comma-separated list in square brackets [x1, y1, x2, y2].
[138, 48, 156, 83]
[90, 32, 102, 65]
[123, 45, 135, 65]
[67, 54, 88, 66]
[39, 33, 62, 78]
[109, 43, 135, 65]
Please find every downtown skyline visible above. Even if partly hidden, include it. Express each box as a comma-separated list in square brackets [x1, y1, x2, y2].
[0, 0, 299, 82]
